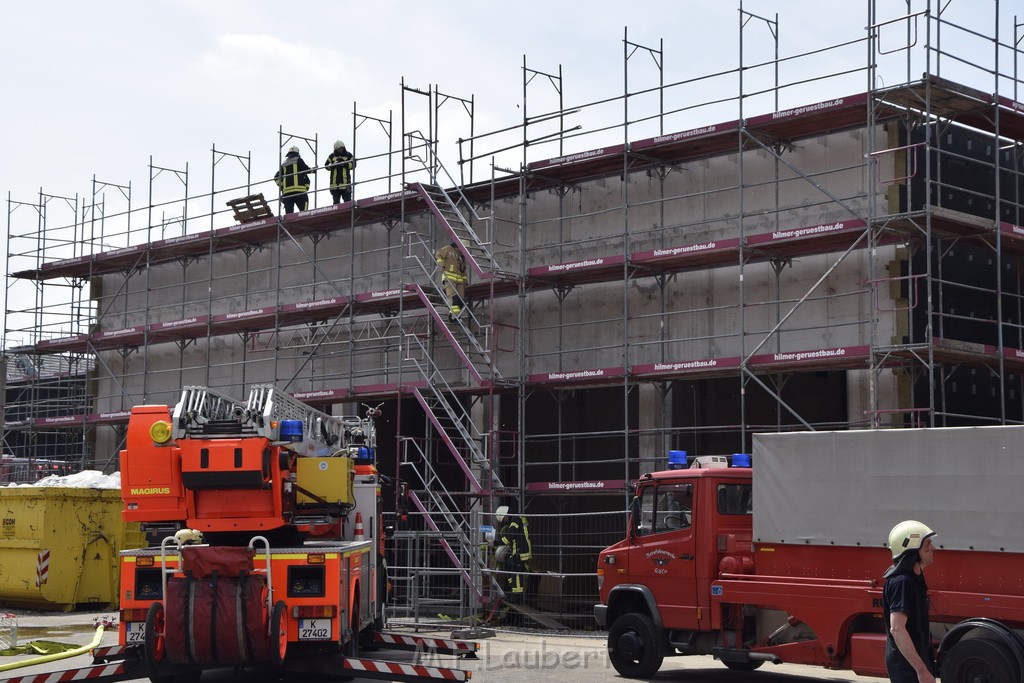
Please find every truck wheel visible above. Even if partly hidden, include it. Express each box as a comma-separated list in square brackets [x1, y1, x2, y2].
[942, 638, 1019, 683]
[144, 602, 167, 669]
[346, 604, 360, 658]
[269, 601, 288, 667]
[608, 613, 664, 678]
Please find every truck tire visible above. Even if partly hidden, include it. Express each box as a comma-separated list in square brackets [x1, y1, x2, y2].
[145, 604, 202, 683]
[942, 638, 1019, 683]
[144, 602, 167, 670]
[269, 601, 288, 667]
[608, 613, 664, 678]
[346, 603, 360, 658]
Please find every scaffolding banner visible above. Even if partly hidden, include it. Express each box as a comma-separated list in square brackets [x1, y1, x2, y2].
[526, 479, 626, 493]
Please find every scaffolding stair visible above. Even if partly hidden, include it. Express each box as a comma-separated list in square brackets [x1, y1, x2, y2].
[410, 183, 499, 280]
[400, 326, 504, 494]
[398, 148, 511, 617]
[409, 283, 502, 386]
[400, 439, 503, 606]
[413, 387, 503, 492]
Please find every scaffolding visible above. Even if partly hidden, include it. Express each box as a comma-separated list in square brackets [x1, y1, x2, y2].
[5, 0, 1024, 625]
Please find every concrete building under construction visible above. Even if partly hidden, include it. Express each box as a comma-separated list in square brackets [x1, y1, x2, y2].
[6, 1, 1024, 623]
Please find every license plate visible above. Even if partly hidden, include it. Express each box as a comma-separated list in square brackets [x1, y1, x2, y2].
[125, 622, 146, 643]
[298, 618, 331, 641]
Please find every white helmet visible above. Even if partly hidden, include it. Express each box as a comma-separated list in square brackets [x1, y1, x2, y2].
[334, 140, 346, 150]
[495, 505, 509, 523]
[494, 545, 510, 563]
[287, 145, 300, 154]
[887, 520, 935, 559]
[174, 528, 204, 545]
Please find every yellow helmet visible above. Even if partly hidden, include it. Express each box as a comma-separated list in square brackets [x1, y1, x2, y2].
[887, 520, 935, 559]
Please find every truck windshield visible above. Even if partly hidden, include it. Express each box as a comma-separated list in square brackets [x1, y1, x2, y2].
[638, 482, 693, 535]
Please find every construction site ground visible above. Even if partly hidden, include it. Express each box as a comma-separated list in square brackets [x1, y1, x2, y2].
[0, 608, 882, 683]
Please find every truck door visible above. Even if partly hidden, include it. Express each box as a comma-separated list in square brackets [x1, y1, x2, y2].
[628, 481, 699, 630]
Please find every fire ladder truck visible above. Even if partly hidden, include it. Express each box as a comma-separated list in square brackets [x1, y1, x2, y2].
[0, 385, 478, 683]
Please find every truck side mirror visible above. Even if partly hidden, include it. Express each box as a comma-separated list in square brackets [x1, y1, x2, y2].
[628, 495, 641, 541]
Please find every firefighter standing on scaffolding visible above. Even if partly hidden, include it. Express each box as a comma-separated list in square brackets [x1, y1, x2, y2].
[274, 145, 311, 214]
[495, 504, 532, 606]
[325, 140, 356, 204]
[435, 241, 468, 322]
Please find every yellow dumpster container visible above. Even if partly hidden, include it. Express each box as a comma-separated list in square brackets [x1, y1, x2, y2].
[0, 487, 144, 611]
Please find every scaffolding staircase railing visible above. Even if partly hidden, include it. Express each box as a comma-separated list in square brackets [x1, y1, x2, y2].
[409, 282, 490, 384]
[410, 183, 498, 280]
[405, 131, 502, 280]
[404, 224, 506, 386]
[402, 331, 504, 493]
[397, 142, 512, 617]
[398, 436, 503, 607]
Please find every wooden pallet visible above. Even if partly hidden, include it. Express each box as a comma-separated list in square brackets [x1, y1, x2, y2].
[226, 193, 274, 223]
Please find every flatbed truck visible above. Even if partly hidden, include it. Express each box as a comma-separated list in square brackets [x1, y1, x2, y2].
[596, 425, 1024, 683]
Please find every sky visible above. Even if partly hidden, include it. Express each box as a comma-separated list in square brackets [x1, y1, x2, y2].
[1, 0, 1020, 336]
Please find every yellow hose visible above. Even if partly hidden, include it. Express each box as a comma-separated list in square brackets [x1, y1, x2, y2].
[0, 620, 109, 672]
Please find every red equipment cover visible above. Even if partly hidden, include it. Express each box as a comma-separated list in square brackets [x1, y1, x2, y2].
[182, 545, 254, 579]
[164, 573, 270, 664]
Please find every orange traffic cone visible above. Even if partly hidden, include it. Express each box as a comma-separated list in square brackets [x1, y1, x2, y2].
[353, 512, 366, 542]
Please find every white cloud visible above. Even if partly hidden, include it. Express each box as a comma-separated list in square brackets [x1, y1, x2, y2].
[202, 33, 357, 89]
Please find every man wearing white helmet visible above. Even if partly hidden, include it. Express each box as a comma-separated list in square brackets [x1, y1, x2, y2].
[494, 502, 532, 611]
[882, 520, 937, 683]
[325, 140, 356, 204]
[274, 145, 312, 214]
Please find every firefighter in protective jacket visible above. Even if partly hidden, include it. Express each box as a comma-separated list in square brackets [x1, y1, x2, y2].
[274, 146, 311, 214]
[435, 241, 468, 320]
[325, 140, 356, 204]
[495, 504, 532, 602]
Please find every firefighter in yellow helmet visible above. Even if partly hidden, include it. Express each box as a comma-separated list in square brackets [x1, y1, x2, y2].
[495, 503, 532, 607]
[434, 241, 468, 321]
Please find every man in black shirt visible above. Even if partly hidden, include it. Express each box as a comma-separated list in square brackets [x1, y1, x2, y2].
[882, 520, 937, 683]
